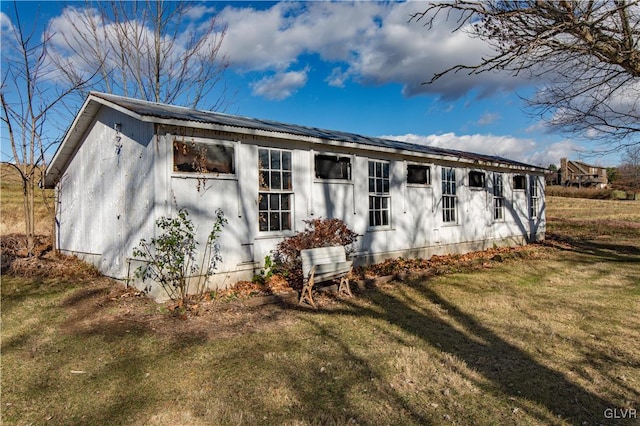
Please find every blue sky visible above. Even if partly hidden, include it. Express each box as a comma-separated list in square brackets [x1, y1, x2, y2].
[1, 1, 625, 167]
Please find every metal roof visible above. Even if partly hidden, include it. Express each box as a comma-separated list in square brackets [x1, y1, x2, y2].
[45, 92, 544, 187]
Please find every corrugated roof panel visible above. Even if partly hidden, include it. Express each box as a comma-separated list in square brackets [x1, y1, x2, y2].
[91, 92, 543, 171]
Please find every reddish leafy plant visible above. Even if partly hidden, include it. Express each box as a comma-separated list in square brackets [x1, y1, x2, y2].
[272, 218, 358, 289]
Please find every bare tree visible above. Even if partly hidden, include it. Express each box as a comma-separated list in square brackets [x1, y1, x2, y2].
[617, 145, 640, 197]
[48, 0, 230, 110]
[411, 1, 640, 151]
[1, 3, 92, 255]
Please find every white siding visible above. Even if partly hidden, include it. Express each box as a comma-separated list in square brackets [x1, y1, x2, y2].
[56, 107, 156, 278]
[55, 119, 545, 299]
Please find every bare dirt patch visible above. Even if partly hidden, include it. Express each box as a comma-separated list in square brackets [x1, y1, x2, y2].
[2, 233, 548, 345]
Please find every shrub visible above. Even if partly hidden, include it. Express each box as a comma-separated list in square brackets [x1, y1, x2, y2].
[133, 207, 227, 304]
[546, 185, 628, 200]
[272, 218, 358, 289]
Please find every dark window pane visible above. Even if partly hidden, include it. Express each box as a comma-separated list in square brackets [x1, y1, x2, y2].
[260, 171, 270, 189]
[282, 152, 292, 170]
[259, 149, 269, 169]
[369, 178, 375, 193]
[281, 194, 290, 210]
[269, 194, 280, 210]
[281, 212, 291, 230]
[407, 165, 430, 184]
[271, 171, 281, 190]
[270, 213, 280, 231]
[259, 194, 268, 211]
[382, 210, 389, 225]
[173, 141, 234, 174]
[369, 161, 374, 177]
[514, 175, 526, 190]
[315, 155, 351, 180]
[376, 162, 382, 177]
[369, 211, 375, 226]
[382, 163, 389, 178]
[282, 172, 292, 190]
[259, 213, 268, 231]
[270, 151, 281, 169]
[383, 180, 389, 193]
[469, 171, 485, 188]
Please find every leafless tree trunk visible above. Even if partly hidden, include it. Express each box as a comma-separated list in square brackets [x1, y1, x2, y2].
[411, 1, 640, 151]
[49, 0, 231, 111]
[618, 145, 640, 195]
[1, 2, 91, 255]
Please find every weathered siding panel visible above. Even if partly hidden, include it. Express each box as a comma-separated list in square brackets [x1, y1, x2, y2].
[56, 107, 155, 278]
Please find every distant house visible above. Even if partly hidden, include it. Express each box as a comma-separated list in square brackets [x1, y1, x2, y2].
[45, 93, 546, 299]
[560, 158, 608, 188]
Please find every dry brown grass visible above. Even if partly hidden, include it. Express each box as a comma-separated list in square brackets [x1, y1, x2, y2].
[2, 194, 639, 425]
[0, 163, 54, 235]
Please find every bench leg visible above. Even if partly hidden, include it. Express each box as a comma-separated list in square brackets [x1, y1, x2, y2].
[338, 276, 353, 297]
[299, 272, 316, 308]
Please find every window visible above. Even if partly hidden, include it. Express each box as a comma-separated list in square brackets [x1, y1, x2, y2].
[514, 175, 526, 190]
[368, 160, 390, 227]
[173, 140, 234, 174]
[442, 167, 457, 223]
[407, 164, 431, 185]
[529, 176, 539, 218]
[493, 173, 504, 221]
[469, 171, 486, 188]
[315, 154, 351, 180]
[258, 148, 292, 232]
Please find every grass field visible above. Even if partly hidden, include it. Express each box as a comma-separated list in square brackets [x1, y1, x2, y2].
[2, 187, 639, 424]
[0, 164, 54, 235]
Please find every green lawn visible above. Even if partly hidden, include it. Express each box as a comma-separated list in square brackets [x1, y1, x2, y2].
[2, 196, 639, 425]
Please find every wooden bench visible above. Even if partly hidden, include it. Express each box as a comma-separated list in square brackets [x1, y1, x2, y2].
[299, 246, 353, 307]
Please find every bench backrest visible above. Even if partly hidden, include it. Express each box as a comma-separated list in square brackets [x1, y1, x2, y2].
[300, 246, 347, 276]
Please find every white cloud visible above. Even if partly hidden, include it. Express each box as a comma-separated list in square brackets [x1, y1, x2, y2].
[526, 140, 585, 167]
[1, 12, 14, 34]
[325, 67, 350, 88]
[250, 68, 309, 100]
[183, 4, 219, 21]
[218, 2, 527, 100]
[477, 112, 500, 126]
[382, 132, 598, 167]
[381, 132, 538, 164]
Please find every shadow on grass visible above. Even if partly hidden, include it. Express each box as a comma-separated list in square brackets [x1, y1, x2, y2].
[311, 282, 627, 425]
[546, 232, 640, 261]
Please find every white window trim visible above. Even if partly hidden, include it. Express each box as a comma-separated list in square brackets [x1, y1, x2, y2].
[468, 170, 487, 191]
[171, 136, 237, 180]
[406, 161, 432, 187]
[493, 173, 505, 222]
[441, 166, 458, 225]
[368, 159, 391, 229]
[258, 147, 294, 234]
[313, 152, 355, 183]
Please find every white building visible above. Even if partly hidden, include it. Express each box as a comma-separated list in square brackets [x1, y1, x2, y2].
[45, 92, 546, 299]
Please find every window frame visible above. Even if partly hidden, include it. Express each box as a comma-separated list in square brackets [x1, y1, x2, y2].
[468, 170, 486, 189]
[368, 159, 391, 228]
[172, 138, 236, 178]
[314, 153, 353, 181]
[529, 176, 539, 219]
[258, 147, 293, 233]
[442, 167, 457, 224]
[493, 173, 504, 221]
[514, 175, 527, 190]
[406, 163, 432, 186]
